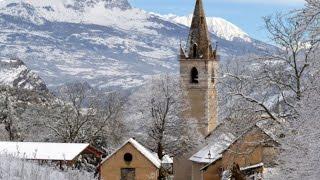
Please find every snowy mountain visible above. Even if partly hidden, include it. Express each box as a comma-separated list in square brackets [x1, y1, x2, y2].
[161, 14, 252, 42]
[0, 0, 275, 89]
[0, 59, 48, 92]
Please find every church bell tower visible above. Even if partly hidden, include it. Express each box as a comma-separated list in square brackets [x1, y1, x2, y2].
[180, 0, 219, 135]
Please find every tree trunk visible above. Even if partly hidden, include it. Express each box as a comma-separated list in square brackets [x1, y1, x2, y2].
[157, 142, 165, 180]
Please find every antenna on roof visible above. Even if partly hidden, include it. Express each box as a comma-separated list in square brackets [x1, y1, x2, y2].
[208, 150, 212, 160]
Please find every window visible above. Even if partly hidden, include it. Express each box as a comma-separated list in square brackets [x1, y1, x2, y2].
[124, 153, 133, 162]
[191, 67, 199, 84]
[193, 44, 197, 58]
[121, 168, 135, 180]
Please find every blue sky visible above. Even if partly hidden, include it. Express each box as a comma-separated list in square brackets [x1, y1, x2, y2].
[129, 0, 305, 42]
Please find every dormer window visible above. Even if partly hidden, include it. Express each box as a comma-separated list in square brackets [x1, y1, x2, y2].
[191, 67, 199, 84]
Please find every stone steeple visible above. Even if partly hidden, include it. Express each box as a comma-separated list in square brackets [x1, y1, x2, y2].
[175, 0, 219, 179]
[179, 0, 219, 136]
[185, 0, 214, 59]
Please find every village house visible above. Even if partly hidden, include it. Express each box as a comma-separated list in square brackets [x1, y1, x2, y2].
[193, 124, 280, 180]
[100, 138, 169, 180]
[0, 141, 103, 169]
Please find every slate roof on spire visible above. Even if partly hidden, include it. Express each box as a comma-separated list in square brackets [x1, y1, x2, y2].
[187, 0, 213, 59]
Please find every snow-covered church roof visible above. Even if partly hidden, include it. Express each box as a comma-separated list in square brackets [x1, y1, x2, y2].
[190, 119, 281, 164]
[102, 138, 162, 168]
[0, 142, 92, 161]
[189, 130, 235, 163]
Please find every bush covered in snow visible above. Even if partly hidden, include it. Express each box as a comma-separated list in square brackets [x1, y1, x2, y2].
[0, 155, 95, 180]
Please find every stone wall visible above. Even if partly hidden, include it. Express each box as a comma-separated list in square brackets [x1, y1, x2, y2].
[179, 58, 218, 135]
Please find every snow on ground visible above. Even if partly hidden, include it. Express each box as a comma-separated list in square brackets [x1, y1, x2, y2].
[83, 5, 161, 35]
[263, 168, 280, 180]
[0, 0, 160, 35]
[0, 155, 94, 180]
[0, 61, 27, 85]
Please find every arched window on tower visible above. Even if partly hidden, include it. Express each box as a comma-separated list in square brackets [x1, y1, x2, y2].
[191, 67, 199, 84]
[193, 44, 197, 58]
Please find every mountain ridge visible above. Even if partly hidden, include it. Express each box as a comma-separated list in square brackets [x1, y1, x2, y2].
[0, 58, 48, 92]
[160, 14, 252, 43]
[0, 0, 276, 89]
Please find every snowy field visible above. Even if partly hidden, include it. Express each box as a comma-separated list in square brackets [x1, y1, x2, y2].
[0, 155, 94, 180]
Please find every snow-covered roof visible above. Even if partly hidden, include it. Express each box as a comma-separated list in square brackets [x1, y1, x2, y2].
[190, 132, 235, 163]
[191, 120, 281, 164]
[0, 142, 90, 161]
[240, 162, 264, 171]
[225, 124, 280, 154]
[256, 119, 282, 143]
[102, 138, 161, 168]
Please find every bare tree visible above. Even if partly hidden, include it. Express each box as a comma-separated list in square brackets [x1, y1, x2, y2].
[127, 74, 202, 178]
[221, 57, 283, 122]
[272, 55, 320, 179]
[0, 87, 19, 140]
[269, 1, 320, 179]
[221, 11, 319, 125]
[299, 0, 320, 37]
[36, 83, 126, 153]
[263, 13, 319, 100]
[0, 86, 52, 141]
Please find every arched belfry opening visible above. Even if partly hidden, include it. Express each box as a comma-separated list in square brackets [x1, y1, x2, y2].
[191, 67, 199, 83]
[193, 44, 198, 58]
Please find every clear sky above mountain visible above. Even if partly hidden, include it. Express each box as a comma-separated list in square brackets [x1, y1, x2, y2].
[129, 0, 305, 42]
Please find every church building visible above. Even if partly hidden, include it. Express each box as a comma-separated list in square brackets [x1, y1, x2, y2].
[174, 0, 281, 180]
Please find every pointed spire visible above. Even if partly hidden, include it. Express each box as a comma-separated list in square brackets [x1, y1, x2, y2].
[187, 0, 213, 59]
